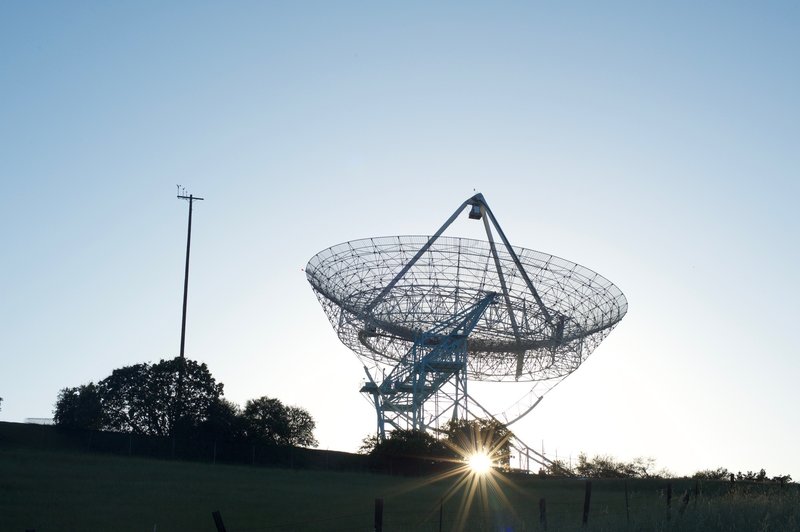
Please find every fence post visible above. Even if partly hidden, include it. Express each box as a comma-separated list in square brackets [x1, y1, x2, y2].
[211, 510, 227, 532]
[582, 480, 592, 527]
[374, 498, 384, 532]
[666, 483, 672, 521]
[539, 497, 547, 530]
[679, 490, 691, 516]
[439, 498, 443, 532]
[624, 480, 630, 524]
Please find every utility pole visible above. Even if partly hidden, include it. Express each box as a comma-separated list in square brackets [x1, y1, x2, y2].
[175, 186, 203, 438]
[177, 187, 204, 359]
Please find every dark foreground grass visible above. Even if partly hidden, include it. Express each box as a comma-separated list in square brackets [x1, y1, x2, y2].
[1, 446, 797, 531]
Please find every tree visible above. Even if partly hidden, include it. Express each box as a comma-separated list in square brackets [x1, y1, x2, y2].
[243, 397, 288, 443]
[576, 453, 628, 478]
[99, 357, 223, 436]
[53, 384, 104, 430]
[242, 396, 317, 447]
[53, 357, 223, 436]
[693, 467, 731, 480]
[628, 456, 660, 478]
[539, 459, 572, 477]
[361, 419, 513, 467]
[358, 434, 380, 455]
[364, 429, 451, 459]
[197, 398, 247, 441]
[443, 418, 513, 470]
[53, 359, 319, 446]
[286, 405, 318, 447]
[573, 453, 669, 479]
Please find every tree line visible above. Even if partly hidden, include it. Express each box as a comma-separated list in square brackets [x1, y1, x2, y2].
[540, 453, 792, 483]
[53, 357, 317, 447]
[692, 466, 792, 484]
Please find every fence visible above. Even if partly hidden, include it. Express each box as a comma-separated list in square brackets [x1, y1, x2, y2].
[201, 478, 798, 531]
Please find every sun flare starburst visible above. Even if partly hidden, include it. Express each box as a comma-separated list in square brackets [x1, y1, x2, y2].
[467, 451, 493, 475]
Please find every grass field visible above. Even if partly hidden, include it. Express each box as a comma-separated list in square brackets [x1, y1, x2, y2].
[1, 445, 797, 531]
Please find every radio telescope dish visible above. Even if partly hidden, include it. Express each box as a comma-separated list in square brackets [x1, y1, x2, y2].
[307, 193, 627, 439]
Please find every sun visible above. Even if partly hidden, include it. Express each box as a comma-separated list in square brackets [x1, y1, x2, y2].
[467, 451, 493, 475]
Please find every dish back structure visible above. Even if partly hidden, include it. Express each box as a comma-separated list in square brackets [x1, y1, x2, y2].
[307, 194, 627, 440]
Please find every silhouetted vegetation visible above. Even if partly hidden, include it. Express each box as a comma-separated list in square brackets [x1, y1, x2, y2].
[242, 396, 318, 447]
[360, 429, 450, 459]
[54, 358, 221, 436]
[536, 454, 794, 485]
[722, 468, 792, 484]
[563, 453, 670, 479]
[443, 418, 513, 469]
[53, 383, 104, 430]
[196, 398, 247, 441]
[359, 418, 513, 471]
[53, 358, 317, 447]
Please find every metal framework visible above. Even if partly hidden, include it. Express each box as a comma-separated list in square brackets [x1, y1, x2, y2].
[306, 194, 627, 440]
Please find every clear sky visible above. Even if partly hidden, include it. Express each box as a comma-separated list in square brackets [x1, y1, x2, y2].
[1, 2, 798, 478]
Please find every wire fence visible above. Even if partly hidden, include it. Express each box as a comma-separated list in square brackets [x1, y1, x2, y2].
[205, 478, 799, 532]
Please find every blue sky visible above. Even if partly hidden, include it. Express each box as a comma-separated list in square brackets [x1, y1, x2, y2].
[1, 1, 798, 477]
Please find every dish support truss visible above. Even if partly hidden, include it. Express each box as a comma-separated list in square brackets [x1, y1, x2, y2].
[361, 292, 497, 440]
[359, 193, 560, 440]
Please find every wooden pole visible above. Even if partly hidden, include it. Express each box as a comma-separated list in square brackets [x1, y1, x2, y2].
[679, 490, 691, 516]
[211, 510, 227, 532]
[374, 498, 384, 532]
[624, 480, 630, 524]
[666, 483, 672, 521]
[582, 481, 592, 526]
[539, 497, 547, 530]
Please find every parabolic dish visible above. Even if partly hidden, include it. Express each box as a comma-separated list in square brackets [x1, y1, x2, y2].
[306, 235, 628, 383]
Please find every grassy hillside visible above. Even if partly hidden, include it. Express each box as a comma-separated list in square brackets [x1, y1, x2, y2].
[1, 430, 797, 530]
[2, 447, 435, 531]
[0, 446, 657, 531]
